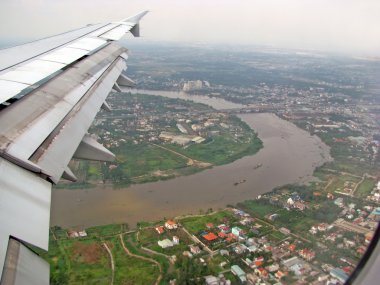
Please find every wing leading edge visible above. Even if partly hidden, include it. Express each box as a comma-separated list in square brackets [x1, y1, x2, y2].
[0, 11, 148, 284]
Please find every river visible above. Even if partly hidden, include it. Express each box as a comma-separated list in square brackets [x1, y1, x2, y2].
[50, 90, 331, 229]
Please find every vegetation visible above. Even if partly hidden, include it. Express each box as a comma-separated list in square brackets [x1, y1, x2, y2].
[356, 178, 376, 198]
[180, 211, 237, 234]
[107, 236, 160, 285]
[42, 238, 111, 285]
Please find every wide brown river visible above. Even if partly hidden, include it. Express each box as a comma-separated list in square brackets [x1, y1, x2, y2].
[51, 90, 331, 229]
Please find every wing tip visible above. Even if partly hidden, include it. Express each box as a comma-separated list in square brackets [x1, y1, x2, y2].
[122, 10, 149, 24]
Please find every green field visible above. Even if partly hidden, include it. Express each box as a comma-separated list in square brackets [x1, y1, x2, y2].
[179, 211, 237, 234]
[237, 200, 280, 217]
[86, 224, 128, 238]
[325, 174, 361, 194]
[107, 236, 160, 285]
[168, 134, 262, 165]
[45, 238, 111, 285]
[355, 178, 376, 198]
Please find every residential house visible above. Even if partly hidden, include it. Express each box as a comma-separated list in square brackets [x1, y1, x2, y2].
[218, 224, 230, 234]
[279, 227, 291, 235]
[173, 236, 180, 245]
[299, 249, 316, 261]
[231, 226, 244, 237]
[155, 226, 165, 235]
[294, 201, 306, 211]
[158, 239, 174, 249]
[231, 265, 247, 282]
[165, 220, 178, 230]
[275, 271, 286, 279]
[189, 245, 201, 255]
[206, 223, 214, 229]
[330, 268, 349, 283]
[255, 267, 269, 279]
[233, 244, 247, 254]
[203, 232, 218, 242]
[334, 197, 344, 207]
[318, 223, 328, 232]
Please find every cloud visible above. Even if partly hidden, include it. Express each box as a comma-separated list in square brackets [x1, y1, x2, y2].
[1, 0, 379, 55]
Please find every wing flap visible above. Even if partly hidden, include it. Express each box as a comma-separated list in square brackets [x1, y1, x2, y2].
[67, 37, 107, 51]
[0, 80, 29, 103]
[100, 25, 132, 41]
[0, 60, 65, 85]
[40, 47, 88, 64]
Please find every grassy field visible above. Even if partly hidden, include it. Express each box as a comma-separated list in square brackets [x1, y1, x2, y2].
[355, 177, 376, 198]
[139, 227, 193, 256]
[114, 143, 188, 176]
[167, 133, 262, 166]
[105, 236, 160, 285]
[86, 223, 128, 238]
[45, 238, 111, 285]
[237, 200, 280, 217]
[66, 240, 111, 284]
[179, 211, 238, 234]
[325, 174, 361, 194]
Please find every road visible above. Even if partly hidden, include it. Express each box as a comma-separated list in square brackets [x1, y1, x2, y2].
[103, 242, 115, 285]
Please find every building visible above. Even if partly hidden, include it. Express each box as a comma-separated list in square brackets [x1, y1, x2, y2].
[330, 268, 349, 283]
[334, 197, 344, 207]
[203, 232, 218, 242]
[231, 265, 247, 282]
[294, 201, 306, 211]
[165, 220, 178, 230]
[206, 223, 214, 229]
[218, 224, 230, 233]
[282, 256, 302, 268]
[204, 274, 231, 285]
[155, 226, 165, 234]
[183, 80, 203, 91]
[158, 239, 173, 249]
[189, 245, 201, 255]
[176, 123, 188, 134]
[191, 136, 206, 144]
[299, 248, 316, 261]
[279, 227, 291, 235]
[248, 245, 258, 253]
[231, 226, 243, 237]
[173, 236, 180, 245]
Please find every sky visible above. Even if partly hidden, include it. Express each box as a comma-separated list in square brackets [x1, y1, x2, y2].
[1, 0, 380, 56]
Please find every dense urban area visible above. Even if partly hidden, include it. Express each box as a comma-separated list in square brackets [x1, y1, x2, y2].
[44, 42, 380, 284]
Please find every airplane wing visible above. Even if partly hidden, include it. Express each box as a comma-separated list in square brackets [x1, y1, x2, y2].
[0, 11, 148, 284]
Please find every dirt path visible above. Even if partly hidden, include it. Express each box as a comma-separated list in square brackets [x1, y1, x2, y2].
[103, 242, 115, 285]
[119, 234, 163, 285]
[324, 178, 334, 192]
[150, 143, 211, 167]
[352, 174, 366, 196]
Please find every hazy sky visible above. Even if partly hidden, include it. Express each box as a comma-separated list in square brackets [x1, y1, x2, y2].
[1, 0, 380, 56]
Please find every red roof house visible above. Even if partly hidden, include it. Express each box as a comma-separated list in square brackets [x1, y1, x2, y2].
[203, 232, 218, 241]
